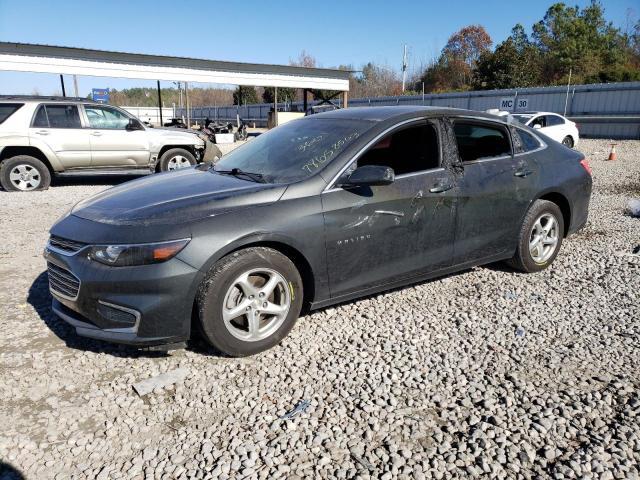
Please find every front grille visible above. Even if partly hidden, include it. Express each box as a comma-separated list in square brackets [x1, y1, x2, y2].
[47, 262, 80, 299]
[49, 235, 87, 254]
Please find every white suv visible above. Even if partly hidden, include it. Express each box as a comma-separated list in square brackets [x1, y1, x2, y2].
[0, 96, 220, 191]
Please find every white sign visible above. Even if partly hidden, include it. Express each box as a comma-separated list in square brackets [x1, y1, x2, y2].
[516, 98, 529, 110]
[500, 97, 515, 110]
[499, 97, 529, 112]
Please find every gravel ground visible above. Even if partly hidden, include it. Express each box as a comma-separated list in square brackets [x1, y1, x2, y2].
[1, 139, 639, 480]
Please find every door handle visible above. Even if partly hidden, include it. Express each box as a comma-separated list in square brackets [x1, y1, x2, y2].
[514, 169, 533, 177]
[91, 131, 103, 137]
[35, 130, 49, 135]
[429, 183, 453, 193]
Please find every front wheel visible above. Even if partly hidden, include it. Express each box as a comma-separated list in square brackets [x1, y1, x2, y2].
[158, 148, 196, 172]
[197, 247, 303, 356]
[507, 200, 564, 273]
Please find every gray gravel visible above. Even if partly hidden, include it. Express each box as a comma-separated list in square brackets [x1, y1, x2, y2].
[1, 139, 639, 479]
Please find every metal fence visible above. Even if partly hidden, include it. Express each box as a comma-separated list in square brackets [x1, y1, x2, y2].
[178, 81, 640, 139]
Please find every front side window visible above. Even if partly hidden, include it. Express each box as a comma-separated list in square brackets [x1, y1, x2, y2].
[32, 104, 81, 128]
[453, 122, 511, 161]
[530, 116, 547, 128]
[214, 118, 371, 184]
[85, 105, 131, 129]
[355, 123, 440, 175]
[0, 103, 23, 124]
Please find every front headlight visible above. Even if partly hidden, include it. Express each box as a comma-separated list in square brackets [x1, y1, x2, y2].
[88, 239, 190, 267]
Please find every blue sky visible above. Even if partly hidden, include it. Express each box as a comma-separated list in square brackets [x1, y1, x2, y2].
[0, 0, 637, 95]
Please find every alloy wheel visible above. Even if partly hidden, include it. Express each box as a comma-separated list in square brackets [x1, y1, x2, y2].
[222, 268, 291, 342]
[529, 213, 559, 264]
[9, 164, 42, 191]
[167, 155, 192, 170]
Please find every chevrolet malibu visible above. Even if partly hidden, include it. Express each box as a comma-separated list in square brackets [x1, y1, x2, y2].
[45, 107, 592, 356]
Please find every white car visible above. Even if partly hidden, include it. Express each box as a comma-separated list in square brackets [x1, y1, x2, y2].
[510, 112, 579, 148]
[0, 96, 220, 191]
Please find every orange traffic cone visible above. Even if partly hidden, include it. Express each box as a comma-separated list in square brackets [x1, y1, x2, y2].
[608, 144, 617, 161]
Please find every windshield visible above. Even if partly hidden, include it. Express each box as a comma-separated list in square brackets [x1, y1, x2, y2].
[511, 114, 534, 124]
[214, 118, 371, 183]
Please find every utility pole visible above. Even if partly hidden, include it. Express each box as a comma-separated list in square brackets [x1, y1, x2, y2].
[563, 68, 572, 116]
[401, 44, 408, 92]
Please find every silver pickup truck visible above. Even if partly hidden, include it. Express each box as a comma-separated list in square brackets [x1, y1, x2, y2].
[0, 96, 221, 191]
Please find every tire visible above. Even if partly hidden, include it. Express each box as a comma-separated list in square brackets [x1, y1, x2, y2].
[0, 155, 51, 192]
[197, 247, 303, 356]
[158, 148, 196, 172]
[562, 136, 574, 148]
[507, 200, 565, 273]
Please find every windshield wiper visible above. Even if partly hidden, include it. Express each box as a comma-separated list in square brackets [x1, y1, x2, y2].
[213, 167, 266, 183]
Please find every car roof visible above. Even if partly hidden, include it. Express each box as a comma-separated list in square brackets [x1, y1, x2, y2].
[0, 95, 96, 104]
[309, 105, 508, 123]
[518, 111, 565, 117]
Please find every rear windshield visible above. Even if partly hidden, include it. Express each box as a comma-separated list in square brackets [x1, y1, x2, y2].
[214, 118, 372, 183]
[0, 103, 23, 124]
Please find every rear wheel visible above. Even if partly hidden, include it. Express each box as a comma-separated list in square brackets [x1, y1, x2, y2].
[197, 247, 303, 356]
[159, 148, 196, 172]
[507, 200, 564, 272]
[562, 136, 574, 148]
[0, 155, 51, 191]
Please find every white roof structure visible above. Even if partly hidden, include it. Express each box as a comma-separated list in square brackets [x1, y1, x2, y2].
[0, 42, 350, 91]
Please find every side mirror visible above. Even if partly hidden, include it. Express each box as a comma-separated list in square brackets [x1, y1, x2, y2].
[532, 124, 542, 129]
[342, 165, 395, 187]
[126, 118, 144, 131]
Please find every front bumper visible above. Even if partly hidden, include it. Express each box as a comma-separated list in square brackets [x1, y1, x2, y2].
[44, 244, 201, 347]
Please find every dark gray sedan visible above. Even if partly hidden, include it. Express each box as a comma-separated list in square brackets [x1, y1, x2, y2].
[45, 107, 592, 356]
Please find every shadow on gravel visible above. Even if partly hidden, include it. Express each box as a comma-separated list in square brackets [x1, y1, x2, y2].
[0, 461, 25, 480]
[28, 271, 170, 359]
[51, 174, 144, 188]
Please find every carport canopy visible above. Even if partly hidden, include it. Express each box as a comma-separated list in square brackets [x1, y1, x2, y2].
[0, 42, 351, 91]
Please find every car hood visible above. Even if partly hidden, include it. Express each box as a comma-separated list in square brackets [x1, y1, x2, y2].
[71, 167, 286, 226]
[145, 126, 205, 145]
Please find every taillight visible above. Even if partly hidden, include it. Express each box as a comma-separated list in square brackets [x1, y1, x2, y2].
[580, 158, 592, 175]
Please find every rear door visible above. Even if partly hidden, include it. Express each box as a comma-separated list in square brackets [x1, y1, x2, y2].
[449, 118, 535, 265]
[28, 104, 91, 168]
[82, 105, 149, 167]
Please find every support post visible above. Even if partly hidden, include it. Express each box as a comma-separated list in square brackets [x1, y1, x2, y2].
[73, 75, 79, 97]
[156, 80, 163, 126]
[303, 89, 308, 113]
[274, 87, 278, 127]
[185, 82, 190, 128]
[343, 91, 348, 108]
[59, 75, 66, 97]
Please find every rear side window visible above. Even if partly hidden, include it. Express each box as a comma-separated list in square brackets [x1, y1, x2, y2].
[356, 123, 440, 175]
[0, 103, 23, 124]
[453, 122, 511, 161]
[516, 129, 542, 152]
[546, 115, 565, 126]
[32, 104, 81, 128]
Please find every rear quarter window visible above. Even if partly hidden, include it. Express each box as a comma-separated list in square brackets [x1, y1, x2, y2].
[515, 129, 542, 152]
[0, 103, 23, 124]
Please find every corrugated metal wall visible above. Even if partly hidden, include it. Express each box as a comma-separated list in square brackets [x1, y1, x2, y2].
[178, 81, 640, 139]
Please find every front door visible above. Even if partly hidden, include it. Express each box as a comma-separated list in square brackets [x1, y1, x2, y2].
[28, 104, 91, 168]
[449, 118, 534, 265]
[322, 120, 457, 298]
[83, 105, 149, 167]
